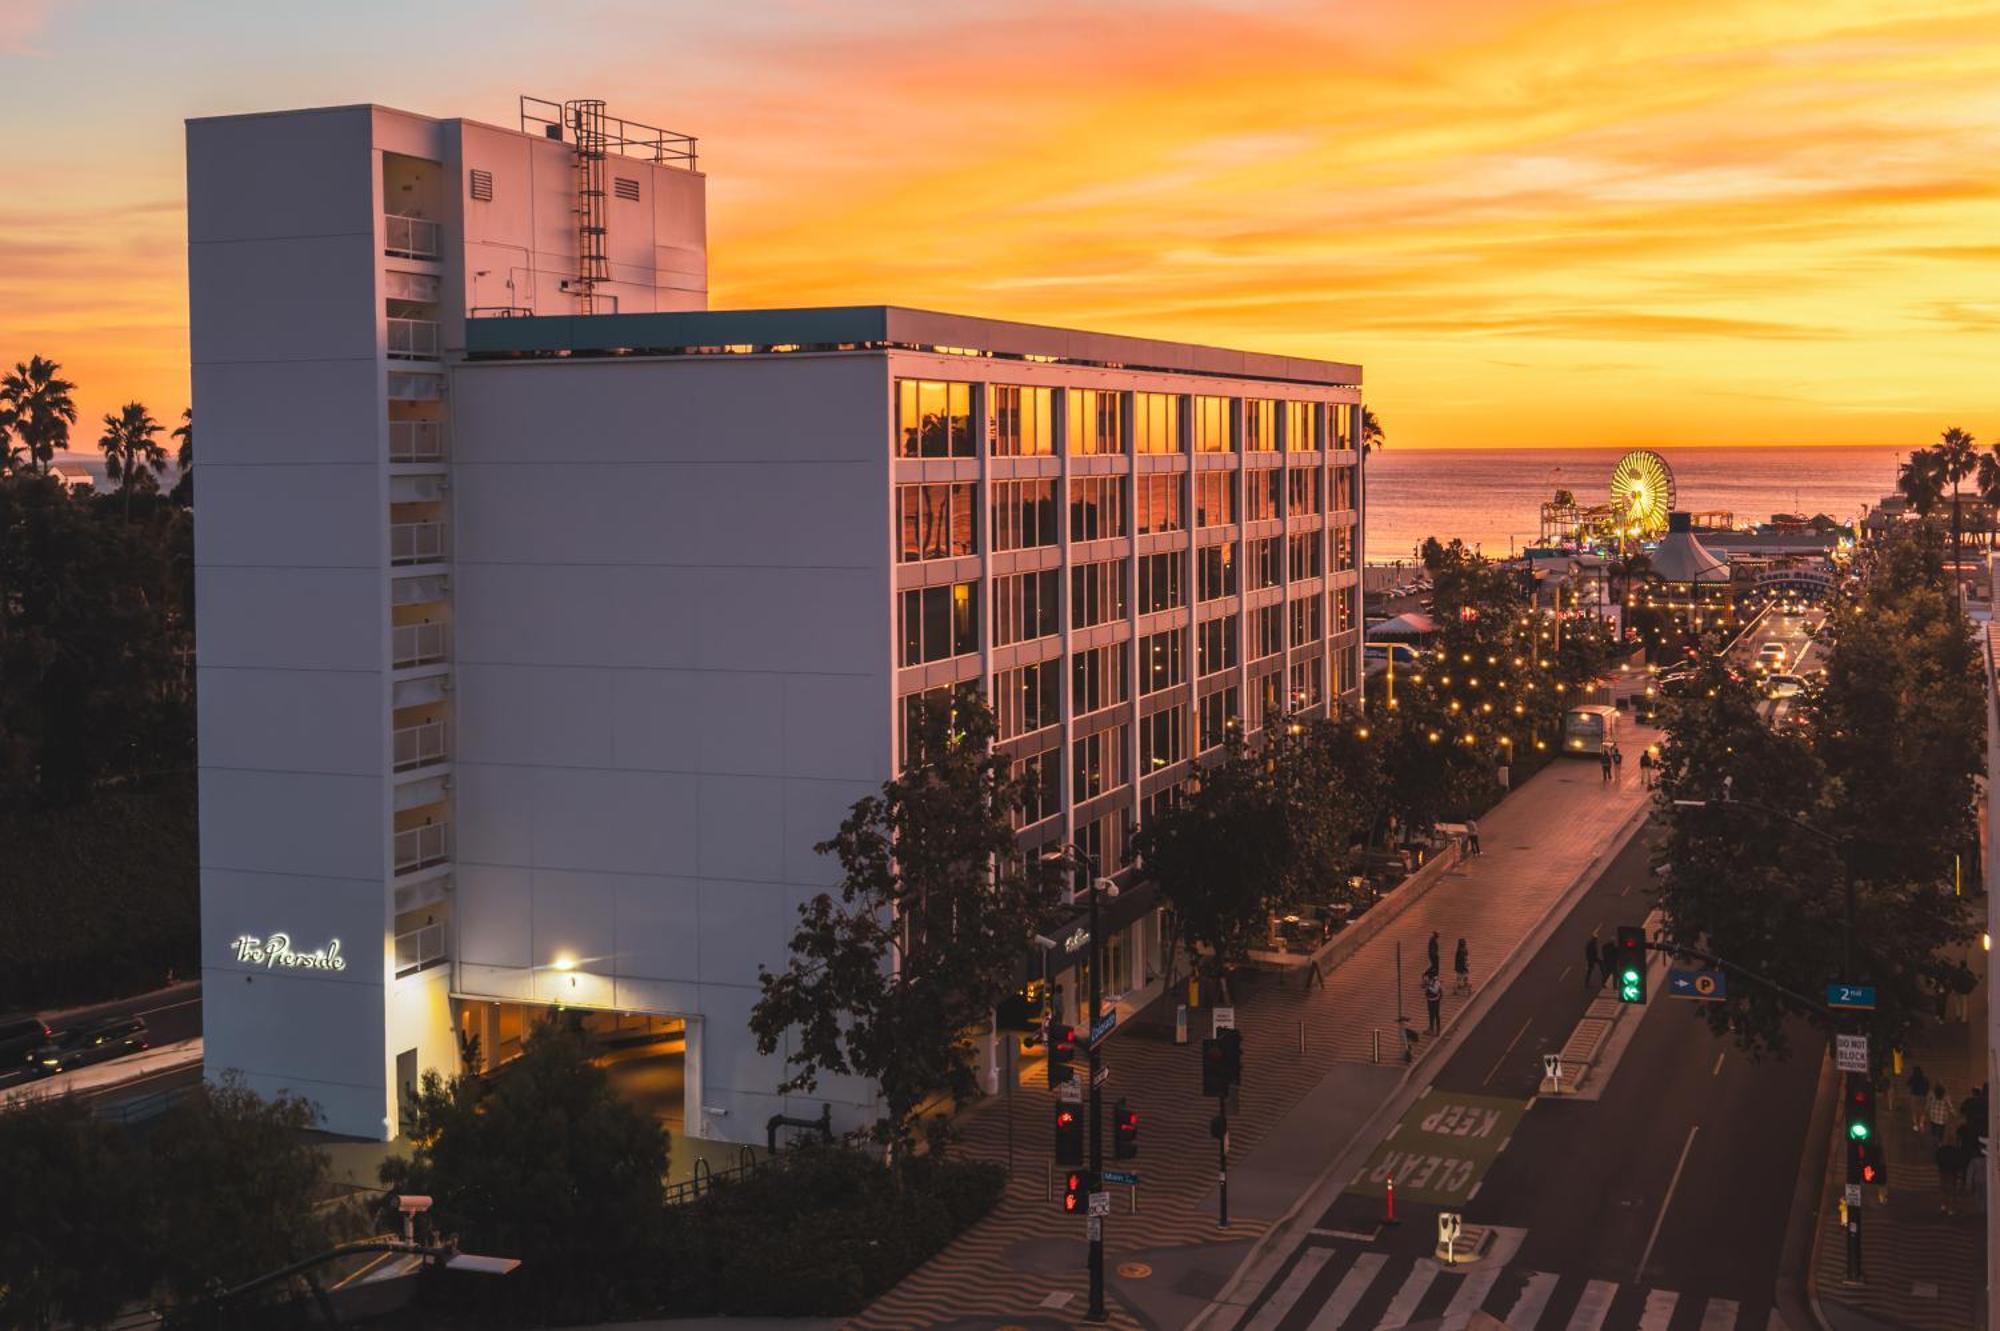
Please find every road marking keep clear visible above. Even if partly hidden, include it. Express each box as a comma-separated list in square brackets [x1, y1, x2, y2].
[1348, 1089, 1529, 1206]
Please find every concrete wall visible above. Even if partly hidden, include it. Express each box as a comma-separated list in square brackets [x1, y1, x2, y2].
[448, 352, 893, 1139]
[189, 105, 394, 1136]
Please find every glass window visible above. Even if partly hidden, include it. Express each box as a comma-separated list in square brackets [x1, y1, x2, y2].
[1011, 746, 1062, 828]
[1244, 469, 1281, 523]
[1244, 400, 1277, 453]
[1065, 389, 1123, 456]
[899, 582, 979, 666]
[992, 479, 1059, 552]
[1333, 465, 1356, 511]
[1077, 805, 1134, 873]
[1072, 724, 1129, 800]
[1194, 473, 1235, 528]
[1196, 543, 1237, 601]
[1251, 604, 1283, 658]
[1290, 594, 1324, 647]
[1139, 628, 1186, 695]
[1288, 532, 1323, 582]
[1289, 655, 1325, 709]
[896, 482, 978, 562]
[1283, 401, 1319, 453]
[899, 681, 979, 770]
[897, 379, 975, 458]
[1250, 669, 1283, 730]
[1136, 474, 1185, 535]
[1137, 551, 1184, 614]
[1333, 525, 1355, 573]
[1134, 393, 1183, 455]
[1249, 536, 1282, 590]
[994, 570, 1061, 647]
[996, 659, 1062, 740]
[1331, 403, 1355, 451]
[1287, 468, 1322, 517]
[1334, 582, 1357, 634]
[1192, 396, 1230, 453]
[1197, 615, 1238, 677]
[1073, 642, 1130, 714]
[1199, 687, 1240, 752]
[992, 385, 1054, 456]
[1070, 476, 1127, 542]
[1140, 705, 1187, 771]
[1071, 559, 1127, 630]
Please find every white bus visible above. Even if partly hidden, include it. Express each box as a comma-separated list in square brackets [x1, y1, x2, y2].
[1562, 704, 1617, 757]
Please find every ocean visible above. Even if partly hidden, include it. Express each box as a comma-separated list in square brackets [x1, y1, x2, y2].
[1363, 446, 1909, 566]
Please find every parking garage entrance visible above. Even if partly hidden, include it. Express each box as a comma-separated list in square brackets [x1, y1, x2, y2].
[458, 1002, 692, 1139]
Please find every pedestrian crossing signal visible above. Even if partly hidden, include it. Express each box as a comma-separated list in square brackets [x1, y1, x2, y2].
[1062, 1168, 1095, 1215]
[1114, 1099, 1138, 1160]
[1048, 1024, 1078, 1089]
[1843, 1073, 1887, 1186]
[1615, 926, 1647, 1004]
[1054, 1105, 1083, 1166]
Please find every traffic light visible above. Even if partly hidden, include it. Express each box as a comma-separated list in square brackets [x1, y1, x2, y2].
[1062, 1168, 1097, 1215]
[1054, 1104, 1083, 1166]
[1114, 1099, 1138, 1159]
[1048, 1024, 1078, 1088]
[1844, 1073, 1888, 1186]
[1614, 926, 1647, 1004]
[1201, 1037, 1228, 1097]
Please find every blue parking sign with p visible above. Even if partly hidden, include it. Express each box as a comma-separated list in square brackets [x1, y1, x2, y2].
[1667, 967, 1726, 1001]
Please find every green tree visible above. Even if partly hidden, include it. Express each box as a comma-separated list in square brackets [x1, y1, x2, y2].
[1361, 406, 1385, 452]
[749, 692, 1061, 1156]
[97, 401, 167, 519]
[1897, 445, 1944, 518]
[1934, 426, 1978, 570]
[0, 356, 77, 475]
[170, 408, 194, 506]
[381, 1020, 669, 1323]
[0, 1098, 150, 1330]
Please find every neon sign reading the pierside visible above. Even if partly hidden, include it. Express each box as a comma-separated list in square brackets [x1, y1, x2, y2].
[231, 932, 346, 972]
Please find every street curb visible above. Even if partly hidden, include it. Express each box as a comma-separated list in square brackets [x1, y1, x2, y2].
[1184, 796, 1656, 1330]
[1791, 1048, 1840, 1331]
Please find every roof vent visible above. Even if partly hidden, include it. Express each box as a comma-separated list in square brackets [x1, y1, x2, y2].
[613, 176, 640, 202]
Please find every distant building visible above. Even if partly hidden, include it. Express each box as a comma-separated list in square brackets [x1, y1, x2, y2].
[188, 98, 1367, 1144]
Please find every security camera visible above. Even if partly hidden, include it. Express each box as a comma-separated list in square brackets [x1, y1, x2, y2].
[1033, 934, 1059, 950]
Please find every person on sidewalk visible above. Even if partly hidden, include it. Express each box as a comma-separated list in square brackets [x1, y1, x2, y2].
[1465, 818, 1481, 856]
[1612, 743, 1624, 783]
[1929, 1081, 1952, 1144]
[1638, 748, 1653, 788]
[1423, 968, 1444, 1034]
[1428, 931, 1441, 973]
[1600, 749, 1613, 785]
[1453, 939, 1471, 996]
[1582, 937, 1601, 989]
[1909, 1065, 1932, 1132]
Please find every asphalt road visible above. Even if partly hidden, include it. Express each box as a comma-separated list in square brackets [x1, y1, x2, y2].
[0, 984, 207, 1104]
[1237, 817, 1824, 1329]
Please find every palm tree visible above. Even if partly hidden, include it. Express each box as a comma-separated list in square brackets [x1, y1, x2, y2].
[170, 407, 194, 505]
[1361, 406, 1385, 452]
[1898, 446, 1945, 518]
[1979, 443, 2000, 552]
[1608, 550, 1653, 607]
[1936, 426, 1979, 568]
[0, 355, 78, 474]
[98, 401, 167, 518]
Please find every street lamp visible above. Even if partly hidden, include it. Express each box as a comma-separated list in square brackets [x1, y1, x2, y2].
[1041, 842, 1118, 1324]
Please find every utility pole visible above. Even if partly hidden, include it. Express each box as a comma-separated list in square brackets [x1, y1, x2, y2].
[1084, 849, 1106, 1324]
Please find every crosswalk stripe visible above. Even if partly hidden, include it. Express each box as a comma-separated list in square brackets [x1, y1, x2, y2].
[1377, 1260, 1440, 1328]
[1564, 1278, 1619, 1330]
[1699, 1297, 1741, 1330]
[1638, 1289, 1678, 1330]
[1440, 1262, 1502, 1330]
[1305, 1252, 1389, 1330]
[1244, 1248, 1334, 1331]
[1502, 1271, 1559, 1329]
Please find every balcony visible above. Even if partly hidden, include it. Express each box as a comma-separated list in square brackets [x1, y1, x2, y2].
[392, 622, 448, 669]
[393, 720, 448, 772]
[389, 420, 445, 463]
[391, 521, 447, 566]
[393, 822, 450, 876]
[394, 921, 448, 977]
[387, 317, 440, 361]
[384, 214, 441, 260]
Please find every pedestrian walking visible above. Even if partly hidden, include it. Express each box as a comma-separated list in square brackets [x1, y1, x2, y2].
[1453, 938, 1471, 995]
[1909, 1065, 1931, 1132]
[1612, 743, 1624, 782]
[1423, 968, 1444, 1034]
[1930, 1082, 1952, 1144]
[1465, 818, 1481, 856]
[1428, 931, 1441, 973]
[1638, 749, 1653, 788]
[1582, 937, 1601, 989]
[1600, 749, 1613, 785]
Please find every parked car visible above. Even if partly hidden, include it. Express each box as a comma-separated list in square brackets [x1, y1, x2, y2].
[34, 1016, 149, 1076]
[0, 1013, 54, 1078]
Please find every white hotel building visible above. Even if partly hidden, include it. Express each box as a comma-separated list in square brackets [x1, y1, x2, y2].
[189, 98, 1365, 1144]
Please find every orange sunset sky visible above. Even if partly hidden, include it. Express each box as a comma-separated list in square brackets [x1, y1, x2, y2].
[3, 0, 1998, 451]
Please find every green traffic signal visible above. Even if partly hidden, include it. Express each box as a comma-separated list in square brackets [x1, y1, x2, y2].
[1849, 1120, 1871, 1141]
[1619, 967, 1642, 1002]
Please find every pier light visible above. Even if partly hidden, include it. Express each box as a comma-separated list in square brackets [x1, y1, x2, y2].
[1428, 731, 1441, 743]
[552, 953, 577, 971]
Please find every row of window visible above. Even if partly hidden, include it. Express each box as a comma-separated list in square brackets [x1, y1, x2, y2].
[902, 378, 1360, 459]
[901, 574, 1360, 665]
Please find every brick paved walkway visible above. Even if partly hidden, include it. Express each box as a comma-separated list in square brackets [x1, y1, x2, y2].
[1815, 942, 1988, 1331]
[845, 751, 1654, 1329]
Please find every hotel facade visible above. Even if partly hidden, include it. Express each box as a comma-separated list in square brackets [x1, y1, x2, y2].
[189, 99, 1365, 1144]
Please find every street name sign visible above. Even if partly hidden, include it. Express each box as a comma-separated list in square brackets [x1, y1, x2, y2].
[1090, 1011, 1118, 1046]
[1104, 1169, 1140, 1186]
[1836, 1033, 1869, 1073]
[1212, 1006, 1237, 1031]
[1827, 984, 1877, 1011]
[1093, 1062, 1109, 1087]
[1666, 968, 1727, 1001]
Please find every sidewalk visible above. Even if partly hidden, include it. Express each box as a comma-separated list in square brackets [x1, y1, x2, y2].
[843, 748, 1655, 1329]
[1813, 941, 1989, 1331]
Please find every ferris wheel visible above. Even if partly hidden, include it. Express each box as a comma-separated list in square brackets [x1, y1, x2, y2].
[1609, 449, 1675, 536]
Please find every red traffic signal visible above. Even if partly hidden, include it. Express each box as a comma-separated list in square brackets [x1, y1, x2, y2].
[1062, 1168, 1095, 1214]
[1048, 1024, 1078, 1089]
[1054, 1105, 1083, 1166]
[1114, 1098, 1138, 1160]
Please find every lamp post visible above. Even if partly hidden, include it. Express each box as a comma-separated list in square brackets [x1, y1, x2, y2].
[1043, 842, 1115, 1324]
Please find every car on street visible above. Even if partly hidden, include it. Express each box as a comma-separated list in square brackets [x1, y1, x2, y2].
[33, 1016, 149, 1076]
[0, 1013, 54, 1083]
[1765, 672, 1804, 699]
